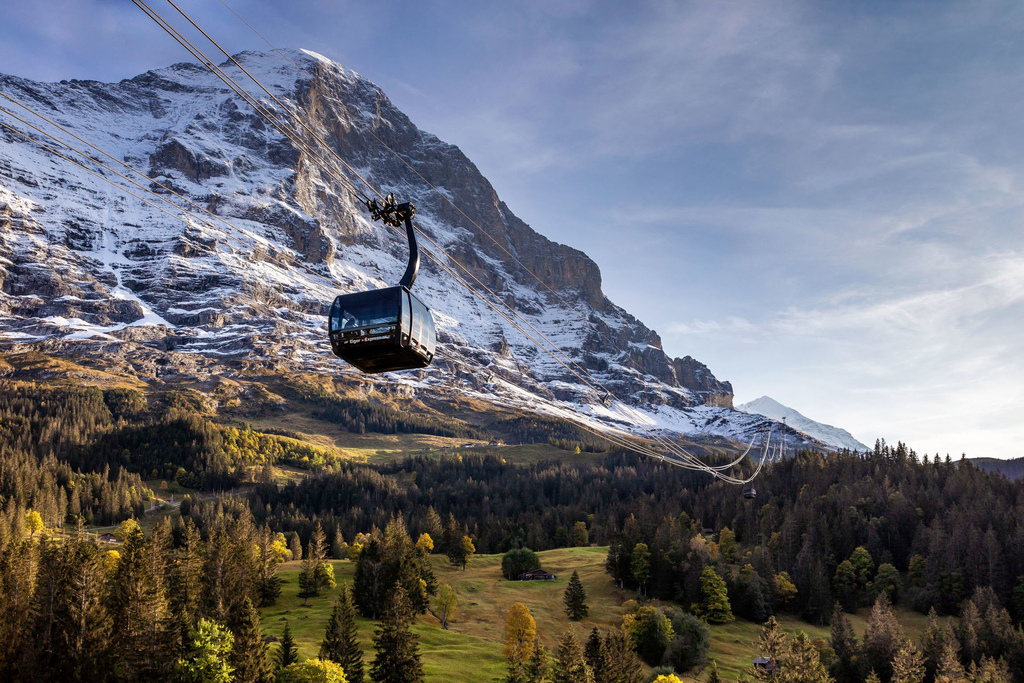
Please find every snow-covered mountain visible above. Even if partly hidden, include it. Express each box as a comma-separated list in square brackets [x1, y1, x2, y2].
[736, 396, 867, 452]
[0, 49, 774, 445]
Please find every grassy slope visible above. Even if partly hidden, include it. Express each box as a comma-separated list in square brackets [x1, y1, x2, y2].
[262, 548, 934, 683]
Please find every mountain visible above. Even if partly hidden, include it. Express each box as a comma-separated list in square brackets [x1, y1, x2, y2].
[0, 49, 771, 446]
[735, 396, 868, 452]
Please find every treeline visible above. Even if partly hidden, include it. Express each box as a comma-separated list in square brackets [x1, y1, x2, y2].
[0, 384, 338, 532]
[228, 446, 1024, 628]
[293, 383, 486, 439]
[0, 508, 304, 683]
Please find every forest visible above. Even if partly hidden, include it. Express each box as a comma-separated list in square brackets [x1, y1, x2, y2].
[1, 381, 1023, 682]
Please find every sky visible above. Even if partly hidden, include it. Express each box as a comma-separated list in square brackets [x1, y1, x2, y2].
[3, 0, 1024, 459]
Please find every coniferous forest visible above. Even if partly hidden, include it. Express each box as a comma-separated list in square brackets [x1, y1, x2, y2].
[2, 381, 1024, 682]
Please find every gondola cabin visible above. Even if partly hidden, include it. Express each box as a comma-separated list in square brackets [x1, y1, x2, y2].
[743, 486, 757, 499]
[328, 285, 435, 373]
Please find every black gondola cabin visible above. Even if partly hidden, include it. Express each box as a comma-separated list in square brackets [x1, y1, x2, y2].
[328, 196, 437, 374]
[328, 285, 435, 373]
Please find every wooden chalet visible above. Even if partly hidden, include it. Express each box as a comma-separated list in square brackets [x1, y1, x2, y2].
[519, 568, 556, 581]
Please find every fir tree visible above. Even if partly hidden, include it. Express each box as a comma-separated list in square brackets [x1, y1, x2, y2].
[320, 585, 364, 683]
[564, 570, 589, 620]
[370, 583, 423, 683]
[276, 623, 298, 670]
[891, 640, 925, 683]
[298, 523, 335, 606]
[107, 525, 173, 683]
[751, 616, 787, 683]
[230, 598, 271, 683]
[864, 593, 904, 682]
[584, 627, 607, 681]
[178, 618, 234, 683]
[553, 630, 594, 683]
[691, 566, 733, 624]
[603, 628, 644, 683]
[829, 602, 860, 683]
[524, 642, 550, 683]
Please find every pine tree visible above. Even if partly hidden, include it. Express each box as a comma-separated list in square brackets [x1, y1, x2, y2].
[553, 630, 594, 683]
[603, 628, 643, 683]
[564, 570, 589, 620]
[829, 602, 860, 683]
[692, 566, 733, 624]
[178, 618, 234, 683]
[706, 660, 722, 683]
[934, 642, 967, 683]
[751, 616, 787, 682]
[524, 642, 550, 683]
[784, 631, 831, 683]
[370, 583, 423, 683]
[228, 598, 271, 683]
[892, 640, 925, 683]
[584, 627, 607, 681]
[107, 525, 173, 682]
[320, 585, 364, 683]
[864, 593, 904, 682]
[299, 523, 335, 606]
[276, 623, 298, 670]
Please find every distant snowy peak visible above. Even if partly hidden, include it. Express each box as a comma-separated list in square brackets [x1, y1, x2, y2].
[736, 396, 868, 452]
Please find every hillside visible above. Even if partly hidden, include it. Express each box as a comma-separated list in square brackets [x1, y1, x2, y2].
[266, 548, 946, 683]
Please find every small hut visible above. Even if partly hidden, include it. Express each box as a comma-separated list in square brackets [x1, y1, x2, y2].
[519, 568, 557, 581]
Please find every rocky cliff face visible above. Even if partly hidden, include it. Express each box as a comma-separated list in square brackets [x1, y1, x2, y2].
[0, 49, 749, 440]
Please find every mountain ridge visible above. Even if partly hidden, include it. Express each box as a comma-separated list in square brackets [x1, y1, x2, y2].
[0, 48, 782, 447]
[736, 395, 868, 452]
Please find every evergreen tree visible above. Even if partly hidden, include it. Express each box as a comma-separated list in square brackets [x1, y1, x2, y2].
[603, 628, 643, 683]
[107, 525, 174, 682]
[891, 640, 925, 683]
[783, 631, 831, 683]
[584, 627, 607, 682]
[320, 585, 364, 683]
[864, 594, 905, 683]
[230, 598, 271, 683]
[829, 602, 861, 683]
[706, 660, 722, 683]
[691, 566, 733, 624]
[298, 523, 335, 606]
[523, 642, 550, 683]
[920, 608, 948, 683]
[751, 616, 787, 683]
[564, 570, 589, 620]
[276, 623, 299, 670]
[934, 642, 967, 683]
[553, 630, 594, 683]
[177, 618, 234, 683]
[370, 583, 423, 683]
[353, 537, 385, 620]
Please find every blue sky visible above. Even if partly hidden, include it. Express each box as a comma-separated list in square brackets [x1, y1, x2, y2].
[3, 0, 1024, 458]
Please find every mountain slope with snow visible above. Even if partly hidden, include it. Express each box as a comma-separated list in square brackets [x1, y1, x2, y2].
[736, 396, 868, 452]
[0, 49, 779, 446]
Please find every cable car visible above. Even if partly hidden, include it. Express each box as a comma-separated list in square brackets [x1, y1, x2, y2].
[743, 486, 757, 499]
[328, 197, 436, 373]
